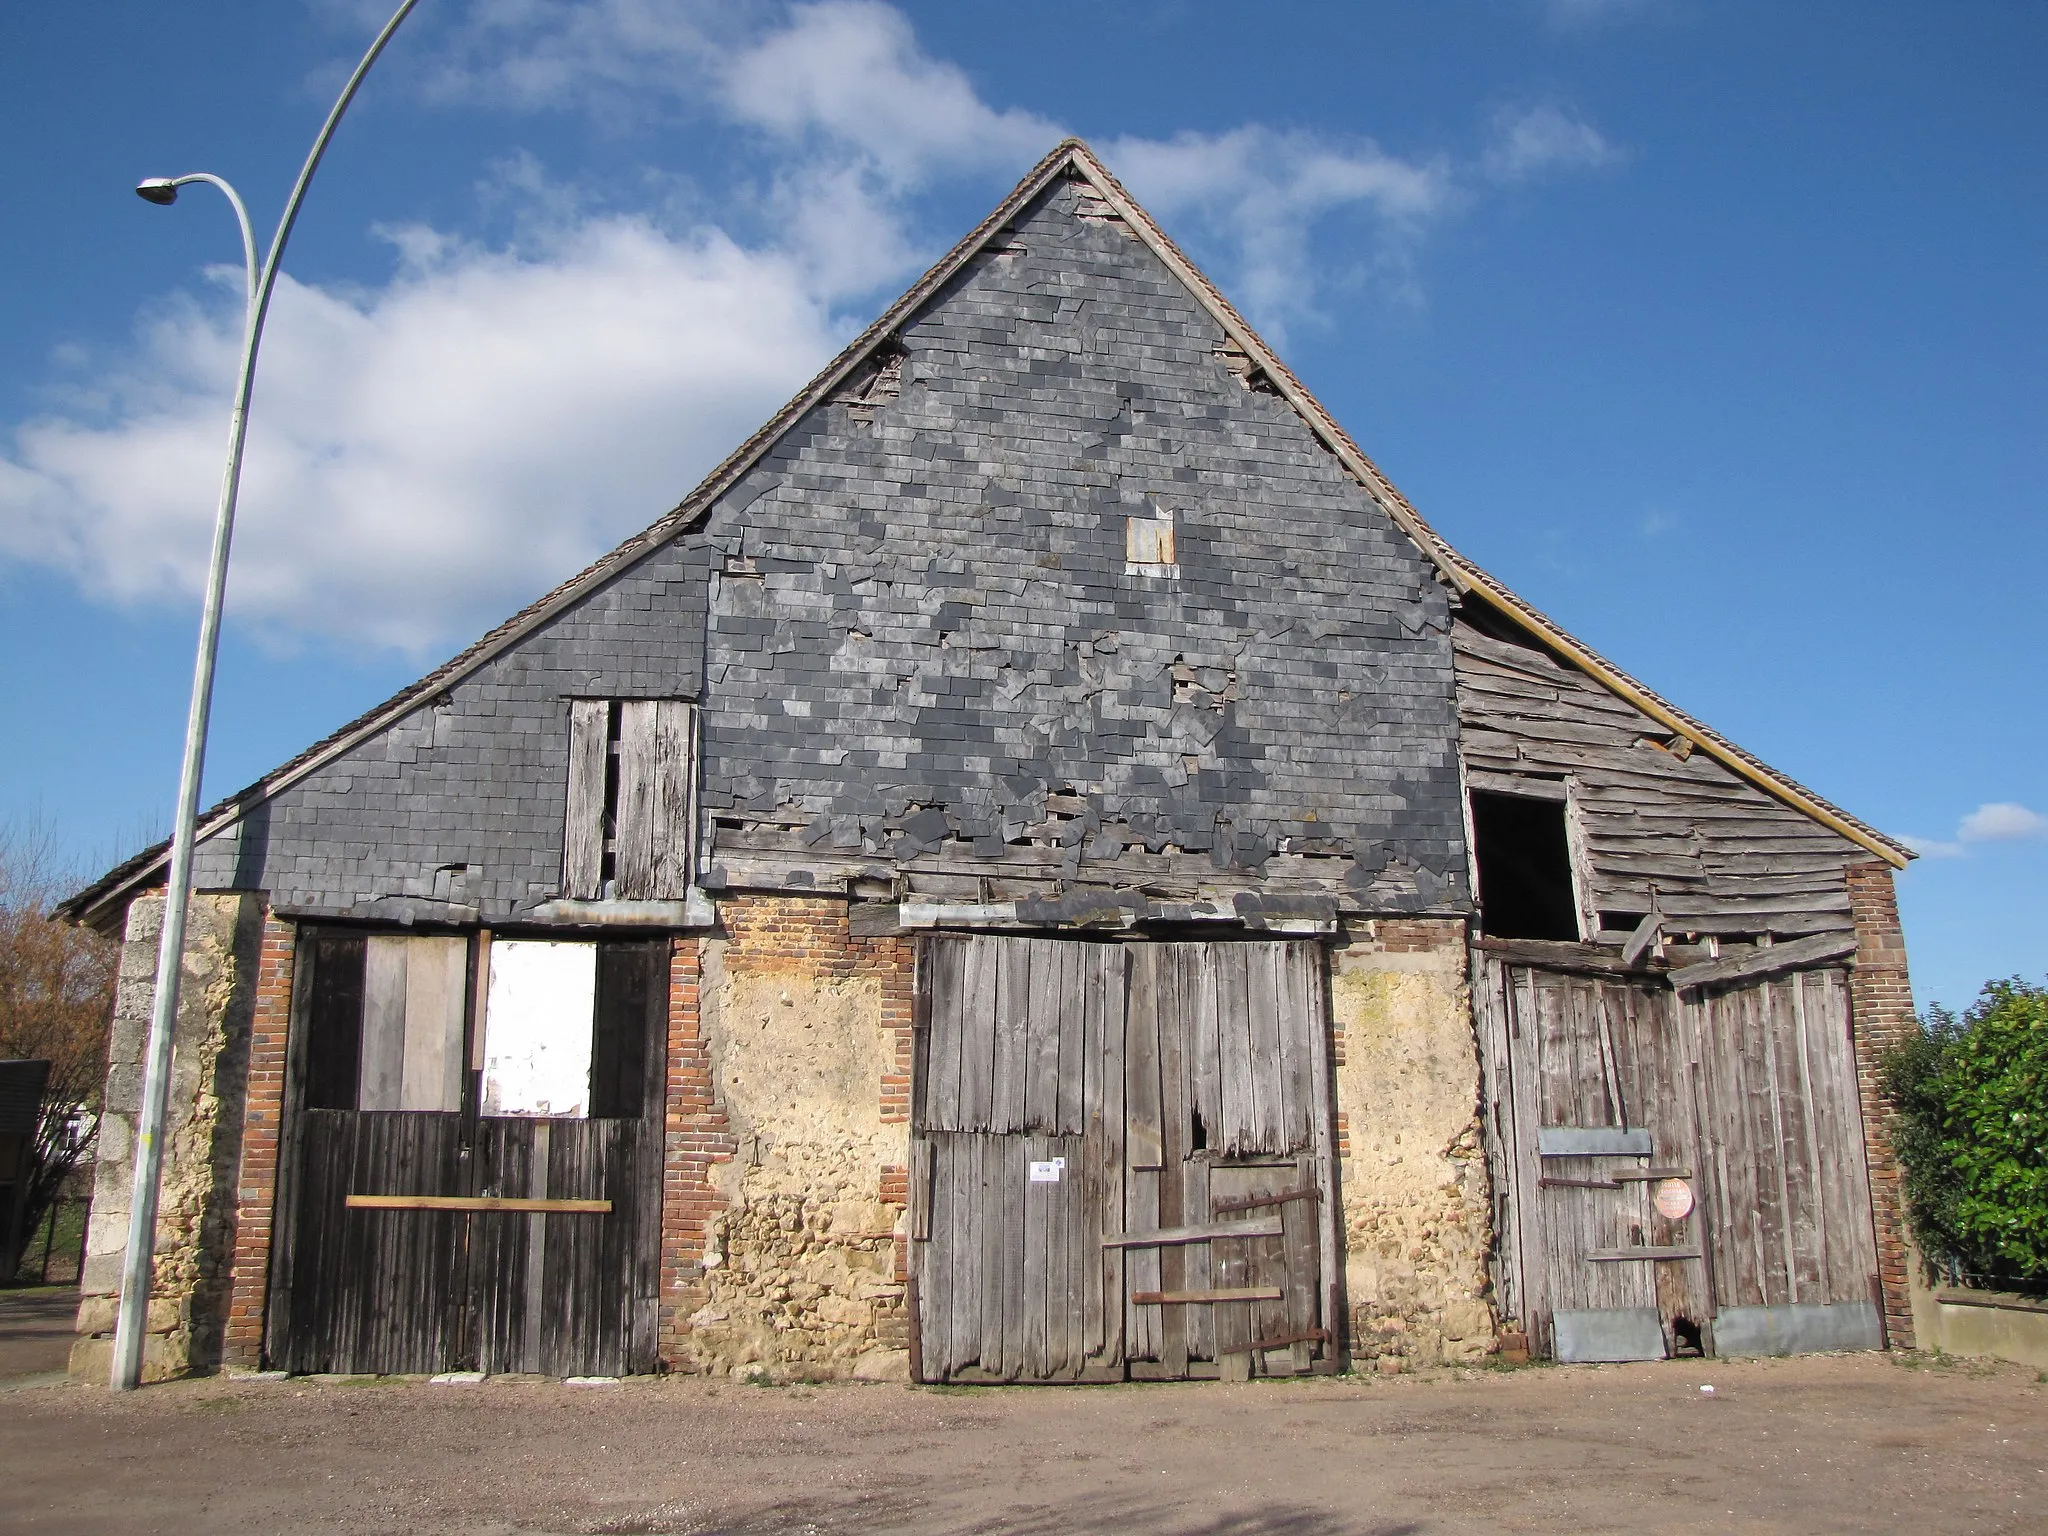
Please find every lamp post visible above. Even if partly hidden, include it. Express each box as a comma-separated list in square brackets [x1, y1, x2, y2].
[112, 0, 420, 1392]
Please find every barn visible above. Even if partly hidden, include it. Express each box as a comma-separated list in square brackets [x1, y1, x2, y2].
[62, 140, 1919, 1384]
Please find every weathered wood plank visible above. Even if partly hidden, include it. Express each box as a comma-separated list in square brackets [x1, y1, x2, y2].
[957, 937, 997, 1132]
[1157, 946, 1191, 1378]
[564, 700, 610, 900]
[1133, 1287, 1282, 1304]
[1024, 941, 1062, 1133]
[614, 701, 659, 900]
[650, 700, 696, 900]
[1243, 944, 1285, 1153]
[359, 937, 409, 1112]
[1125, 946, 1161, 1362]
[400, 935, 468, 1113]
[992, 939, 1031, 1134]
[1668, 932, 1857, 991]
[1103, 1217, 1286, 1247]
[344, 1194, 610, 1213]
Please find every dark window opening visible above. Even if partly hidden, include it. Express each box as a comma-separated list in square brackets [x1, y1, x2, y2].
[1470, 790, 1580, 941]
[1190, 1106, 1209, 1153]
[590, 940, 667, 1119]
[1458, 598, 1563, 657]
[600, 700, 624, 888]
[303, 931, 366, 1111]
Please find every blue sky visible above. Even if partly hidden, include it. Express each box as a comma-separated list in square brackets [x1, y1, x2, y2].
[0, 1, 2041, 1010]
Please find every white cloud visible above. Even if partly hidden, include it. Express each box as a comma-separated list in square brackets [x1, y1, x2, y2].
[1106, 127, 1453, 335]
[1, 0, 1618, 654]
[1903, 801, 2046, 860]
[1899, 834, 1966, 860]
[1483, 103, 1622, 183]
[0, 218, 839, 653]
[720, 1, 1057, 185]
[1959, 802, 2047, 843]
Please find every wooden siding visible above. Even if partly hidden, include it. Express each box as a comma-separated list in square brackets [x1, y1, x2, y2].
[1455, 619, 1866, 938]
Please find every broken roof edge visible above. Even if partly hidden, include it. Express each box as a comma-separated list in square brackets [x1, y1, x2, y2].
[60, 137, 1906, 926]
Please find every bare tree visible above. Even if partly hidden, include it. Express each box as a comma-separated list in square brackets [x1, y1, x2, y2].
[0, 822, 119, 1281]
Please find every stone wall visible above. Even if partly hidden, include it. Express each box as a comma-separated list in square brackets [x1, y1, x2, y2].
[1329, 917, 1495, 1368]
[71, 891, 264, 1382]
[662, 898, 915, 1381]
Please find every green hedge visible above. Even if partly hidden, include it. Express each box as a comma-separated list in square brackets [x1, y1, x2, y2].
[1882, 978, 2048, 1284]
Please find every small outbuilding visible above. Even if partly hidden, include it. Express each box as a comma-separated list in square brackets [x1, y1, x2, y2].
[62, 141, 1920, 1383]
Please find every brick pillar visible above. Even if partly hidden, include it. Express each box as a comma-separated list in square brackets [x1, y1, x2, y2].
[1845, 861, 1917, 1348]
[866, 930, 916, 1300]
[656, 937, 737, 1365]
[221, 912, 296, 1370]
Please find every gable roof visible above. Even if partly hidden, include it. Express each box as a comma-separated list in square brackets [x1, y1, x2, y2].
[62, 140, 1906, 927]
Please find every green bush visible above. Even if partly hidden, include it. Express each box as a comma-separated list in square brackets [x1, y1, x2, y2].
[1883, 979, 2048, 1284]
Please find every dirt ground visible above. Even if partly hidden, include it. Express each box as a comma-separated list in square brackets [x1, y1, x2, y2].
[0, 1349, 2043, 1535]
[0, 1287, 78, 1380]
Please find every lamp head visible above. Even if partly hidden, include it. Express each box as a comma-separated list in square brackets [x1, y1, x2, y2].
[135, 178, 180, 206]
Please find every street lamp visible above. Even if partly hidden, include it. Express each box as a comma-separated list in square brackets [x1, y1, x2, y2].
[112, 0, 420, 1392]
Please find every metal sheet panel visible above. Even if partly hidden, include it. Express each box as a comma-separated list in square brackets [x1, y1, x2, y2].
[1539, 1126, 1653, 1157]
[1714, 1301, 1883, 1357]
[1554, 1306, 1666, 1362]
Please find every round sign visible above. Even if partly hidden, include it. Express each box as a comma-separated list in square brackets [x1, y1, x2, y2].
[1654, 1177, 1695, 1221]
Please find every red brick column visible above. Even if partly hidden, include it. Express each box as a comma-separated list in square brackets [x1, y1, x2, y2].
[656, 936, 737, 1365]
[1845, 861, 1918, 1348]
[221, 912, 295, 1370]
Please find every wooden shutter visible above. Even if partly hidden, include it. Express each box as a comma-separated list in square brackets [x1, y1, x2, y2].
[563, 700, 609, 900]
[358, 934, 468, 1112]
[615, 700, 697, 900]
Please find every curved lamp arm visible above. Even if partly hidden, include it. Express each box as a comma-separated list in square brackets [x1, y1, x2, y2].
[111, 0, 422, 1393]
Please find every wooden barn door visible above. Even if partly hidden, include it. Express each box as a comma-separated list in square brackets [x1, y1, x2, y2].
[911, 936, 1126, 1383]
[1680, 969, 1884, 1355]
[1478, 964, 1710, 1363]
[910, 936, 1336, 1383]
[1480, 960, 1885, 1361]
[268, 931, 667, 1377]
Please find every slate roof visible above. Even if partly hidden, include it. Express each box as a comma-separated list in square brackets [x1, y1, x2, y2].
[61, 140, 1908, 928]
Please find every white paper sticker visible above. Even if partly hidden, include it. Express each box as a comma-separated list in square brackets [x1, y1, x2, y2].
[1028, 1160, 1062, 1183]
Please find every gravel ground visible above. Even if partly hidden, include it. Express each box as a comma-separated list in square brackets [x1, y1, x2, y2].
[2, 1352, 2044, 1534]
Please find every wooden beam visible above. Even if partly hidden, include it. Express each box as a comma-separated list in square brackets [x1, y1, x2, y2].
[1585, 1247, 1701, 1262]
[1475, 936, 1644, 979]
[1103, 1217, 1285, 1248]
[1216, 1327, 1330, 1356]
[345, 1194, 612, 1214]
[1210, 1186, 1320, 1215]
[1131, 1287, 1284, 1305]
[1668, 931, 1856, 992]
[1620, 913, 1664, 968]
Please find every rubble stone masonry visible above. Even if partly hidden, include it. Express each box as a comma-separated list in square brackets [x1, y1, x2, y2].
[660, 897, 915, 1380]
[70, 892, 265, 1382]
[1328, 917, 1496, 1368]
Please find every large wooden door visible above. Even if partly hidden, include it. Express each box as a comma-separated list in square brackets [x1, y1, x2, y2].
[910, 936, 1337, 1383]
[1681, 969, 1883, 1354]
[267, 932, 667, 1377]
[1478, 960, 1883, 1360]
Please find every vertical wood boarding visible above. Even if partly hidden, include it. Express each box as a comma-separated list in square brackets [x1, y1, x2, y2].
[911, 935, 1333, 1382]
